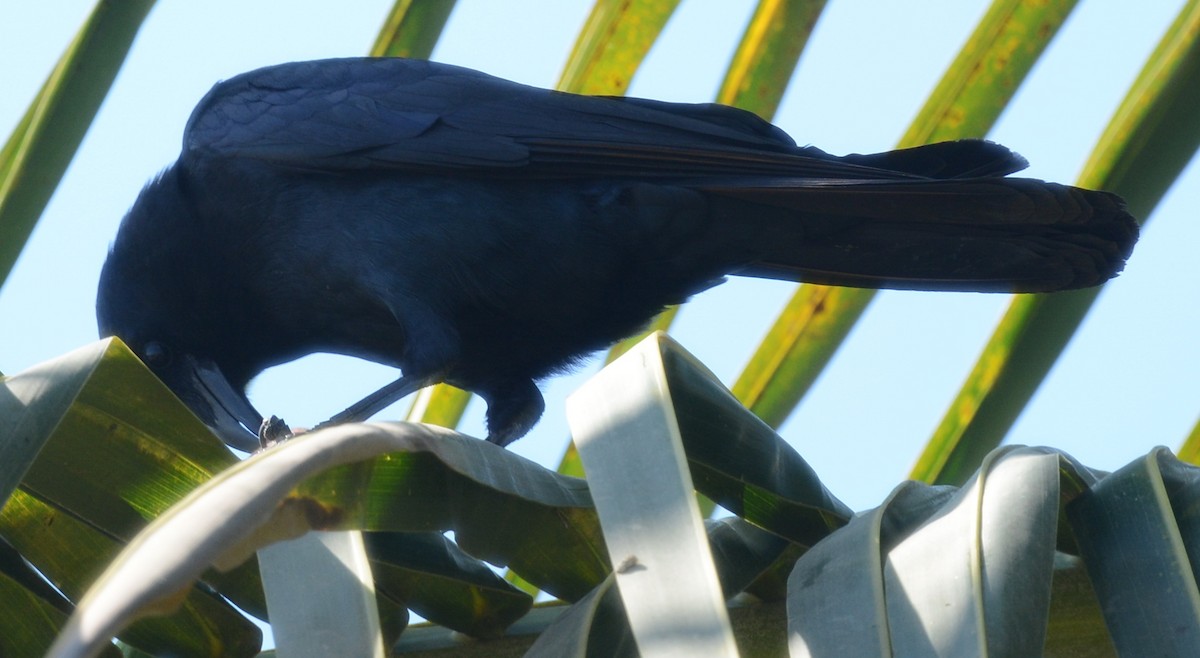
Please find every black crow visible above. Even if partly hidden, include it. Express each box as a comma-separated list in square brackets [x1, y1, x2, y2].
[96, 58, 1137, 450]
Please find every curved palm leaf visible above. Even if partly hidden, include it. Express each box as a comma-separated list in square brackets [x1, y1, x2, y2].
[914, 0, 1200, 484]
[370, 0, 456, 58]
[0, 0, 154, 286]
[731, 0, 1082, 428]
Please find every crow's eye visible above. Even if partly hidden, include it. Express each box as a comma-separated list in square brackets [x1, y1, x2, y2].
[143, 341, 172, 369]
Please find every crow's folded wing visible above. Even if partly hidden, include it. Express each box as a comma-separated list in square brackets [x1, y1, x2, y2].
[182, 57, 1025, 181]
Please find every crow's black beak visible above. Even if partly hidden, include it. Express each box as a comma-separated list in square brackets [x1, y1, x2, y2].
[184, 355, 263, 452]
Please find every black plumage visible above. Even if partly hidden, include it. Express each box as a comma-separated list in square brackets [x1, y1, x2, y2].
[96, 58, 1137, 450]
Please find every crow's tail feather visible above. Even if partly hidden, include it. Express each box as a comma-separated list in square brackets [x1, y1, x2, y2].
[704, 173, 1137, 293]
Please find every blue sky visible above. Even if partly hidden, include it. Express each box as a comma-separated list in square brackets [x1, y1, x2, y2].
[2, 0, 1197, 513]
